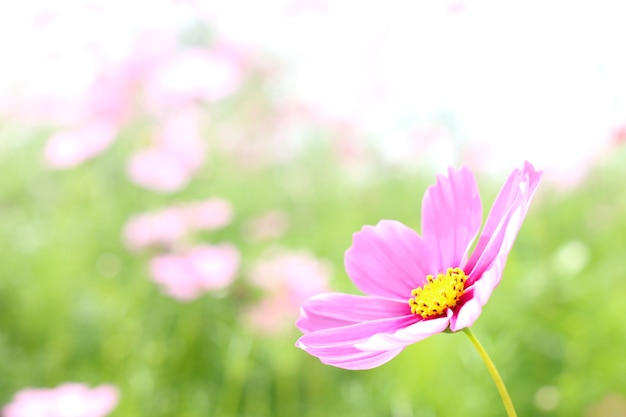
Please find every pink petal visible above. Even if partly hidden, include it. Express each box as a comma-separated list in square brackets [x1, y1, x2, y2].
[298, 315, 416, 348]
[421, 166, 482, 271]
[453, 244, 506, 331]
[296, 292, 410, 333]
[453, 161, 542, 330]
[465, 161, 542, 283]
[355, 309, 452, 351]
[307, 345, 405, 370]
[449, 292, 482, 332]
[296, 315, 417, 369]
[345, 220, 436, 299]
[296, 302, 450, 370]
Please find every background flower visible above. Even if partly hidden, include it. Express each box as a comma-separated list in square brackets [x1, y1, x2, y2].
[149, 243, 240, 301]
[2, 383, 119, 417]
[123, 197, 233, 251]
[2, 1, 626, 416]
[244, 248, 331, 335]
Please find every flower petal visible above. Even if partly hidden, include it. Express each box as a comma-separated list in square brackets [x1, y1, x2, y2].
[465, 161, 541, 283]
[345, 220, 436, 299]
[449, 288, 482, 332]
[421, 166, 483, 272]
[296, 293, 452, 369]
[297, 315, 417, 349]
[453, 162, 541, 330]
[355, 309, 452, 351]
[296, 314, 417, 370]
[296, 292, 410, 333]
[304, 344, 405, 370]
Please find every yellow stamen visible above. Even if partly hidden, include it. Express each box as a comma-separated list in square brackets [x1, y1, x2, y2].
[408, 267, 467, 319]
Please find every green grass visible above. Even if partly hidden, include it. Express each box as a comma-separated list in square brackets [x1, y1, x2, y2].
[1, 133, 626, 416]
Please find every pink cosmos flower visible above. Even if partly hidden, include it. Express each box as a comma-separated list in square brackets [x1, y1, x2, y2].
[149, 244, 240, 301]
[2, 383, 119, 417]
[122, 198, 233, 251]
[296, 161, 541, 370]
[245, 248, 331, 335]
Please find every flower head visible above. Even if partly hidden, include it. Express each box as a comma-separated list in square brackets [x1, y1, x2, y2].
[295, 162, 541, 370]
[149, 243, 240, 301]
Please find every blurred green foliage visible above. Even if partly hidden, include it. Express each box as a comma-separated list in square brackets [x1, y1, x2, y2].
[1, 134, 626, 417]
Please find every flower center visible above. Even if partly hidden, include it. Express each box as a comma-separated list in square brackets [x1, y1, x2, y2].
[409, 267, 467, 319]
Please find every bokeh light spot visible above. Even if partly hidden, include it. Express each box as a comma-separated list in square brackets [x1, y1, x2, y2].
[534, 385, 560, 412]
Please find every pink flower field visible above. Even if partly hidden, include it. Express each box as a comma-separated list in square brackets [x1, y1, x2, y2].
[1, 1, 626, 416]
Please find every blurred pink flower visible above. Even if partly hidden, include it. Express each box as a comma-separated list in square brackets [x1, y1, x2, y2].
[446, 1, 468, 14]
[123, 198, 233, 251]
[36, 44, 159, 170]
[2, 383, 119, 417]
[143, 46, 244, 111]
[179, 198, 233, 231]
[123, 208, 187, 251]
[83, 69, 136, 125]
[296, 162, 541, 370]
[149, 244, 240, 301]
[245, 249, 331, 334]
[25, 27, 244, 173]
[610, 123, 626, 146]
[155, 109, 206, 168]
[127, 147, 193, 192]
[44, 120, 118, 169]
[126, 110, 206, 192]
[243, 210, 290, 242]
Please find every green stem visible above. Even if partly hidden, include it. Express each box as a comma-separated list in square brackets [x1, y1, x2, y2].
[463, 328, 517, 417]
